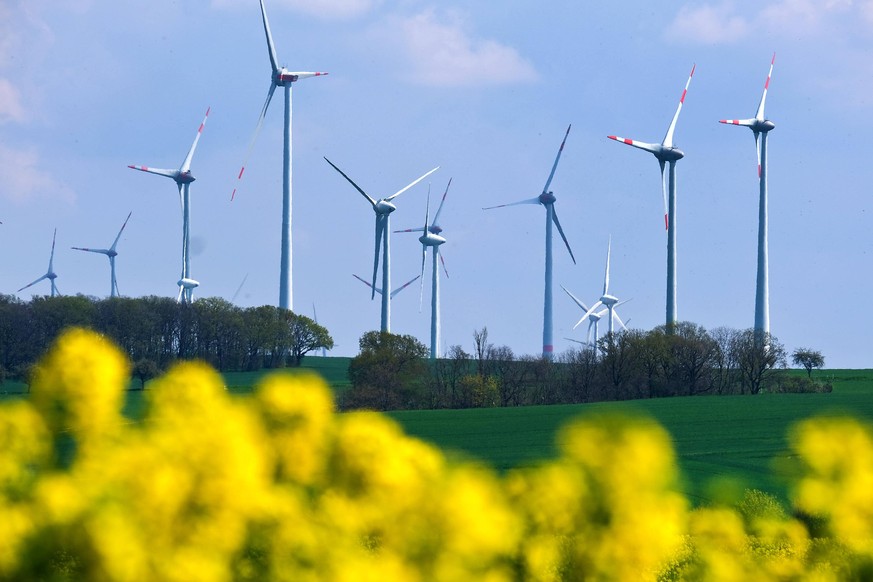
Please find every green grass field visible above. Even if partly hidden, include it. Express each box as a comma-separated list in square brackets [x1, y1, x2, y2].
[391, 369, 873, 505]
[3, 358, 870, 506]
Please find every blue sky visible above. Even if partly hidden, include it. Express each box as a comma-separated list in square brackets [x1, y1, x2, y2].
[2, 0, 872, 367]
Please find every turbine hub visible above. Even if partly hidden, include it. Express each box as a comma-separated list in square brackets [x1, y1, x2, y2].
[658, 147, 684, 162]
[177, 171, 196, 184]
[759, 119, 776, 132]
[276, 68, 299, 85]
[539, 192, 556, 204]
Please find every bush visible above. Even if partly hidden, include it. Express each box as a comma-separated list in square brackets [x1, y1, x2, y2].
[1, 328, 873, 580]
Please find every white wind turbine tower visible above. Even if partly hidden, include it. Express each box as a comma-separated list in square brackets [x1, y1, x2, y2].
[325, 157, 438, 333]
[608, 65, 694, 328]
[128, 107, 210, 304]
[71, 212, 132, 298]
[231, 0, 328, 312]
[573, 238, 629, 337]
[396, 180, 451, 359]
[18, 229, 60, 297]
[561, 285, 608, 347]
[720, 54, 776, 338]
[484, 125, 576, 360]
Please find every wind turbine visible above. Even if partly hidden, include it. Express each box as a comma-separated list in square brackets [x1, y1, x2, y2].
[71, 212, 132, 298]
[484, 125, 576, 359]
[561, 285, 608, 347]
[231, 0, 328, 312]
[572, 238, 629, 337]
[719, 54, 776, 337]
[18, 229, 60, 297]
[177, 277, 200, 304]
[608, 64, 694, 328]
[396, 181, 451, 359]
[325, 157, 438, 332]
[128, 107, 210, 304]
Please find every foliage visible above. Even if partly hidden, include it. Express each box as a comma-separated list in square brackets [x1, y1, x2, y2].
[0, 295, 334, 375]
[132, 358, 160, 390]
[792, 348, 826, 379]
[347, 331, 428, 410]
[3, 330, 873, 580]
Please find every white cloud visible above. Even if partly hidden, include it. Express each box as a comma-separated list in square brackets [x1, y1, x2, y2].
[668, 0, 869, 44]
[0, 79, 26, 124]
[397, 9, 538, 87]
[665, 2, 750, 44]
[211, 0, 378, 20]
[0, 145, 75, 205]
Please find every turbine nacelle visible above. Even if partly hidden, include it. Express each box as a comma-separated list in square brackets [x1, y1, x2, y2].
[178, 277, 200, 290]
[429, 225, 443, 235]
[538, 192, 556, 205]
[656, 146, 685, 162]
[177, 170, 196, 184]
[600, 294, 619, 307]
[419, 232, 446, 247]
[374, 200, 397, 215]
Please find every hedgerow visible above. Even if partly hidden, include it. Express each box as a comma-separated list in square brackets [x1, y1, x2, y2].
[0, 328, 870, 580]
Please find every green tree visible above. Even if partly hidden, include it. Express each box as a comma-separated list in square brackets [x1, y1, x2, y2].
[132, 358, 160, 390]
[287, 313, 333, 366]
[733, 330, 787, 394]
[347, 331, 428, 410]
[792, 348, 825, 379]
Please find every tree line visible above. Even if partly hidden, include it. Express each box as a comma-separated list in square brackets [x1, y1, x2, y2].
[344, 324, 828, 411]
[0, 294, 333, 383]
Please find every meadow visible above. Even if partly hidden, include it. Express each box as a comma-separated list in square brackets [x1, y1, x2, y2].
[3, 357, 869, 506]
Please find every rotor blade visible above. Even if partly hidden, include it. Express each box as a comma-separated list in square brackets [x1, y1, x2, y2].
[231, 82, 277, 201]
[663, 63, 695, 148]
[659, 159, 668, 231]
[603, 236, 611, 296]
[384, 166, 440, 201]
[372, 216, 384, 300]
[177, 284, 184, 303]
[606, 135, 662, 156]
[419, 244, 426, 311]
[231, 273, 249, 303]
[48, 228, 57, 272]
[393, 227, 425, 234]
[755, 53, 775, 121]
[439, 250, 449, 278]
[560, 285, 590, 313]
[323, 157, 377, 207]
[353, 273, 382, 296]
[551, 206, 576, 264]
[71, 247, 109, 255]
[52, 281, 60, 297]
[127, 165, 179, 180]
[542, 124, 571, 195]
[352, 274, 382, 295]
[573, 300, 603, 330]
[482, 196, 541, 210]
[614, 309, 629, 331]
[390, 275, 421, 299]
[432, 177, 452, 227]
[181, 106, 210, 173]
[755, 131, 762, 178]
[719, 118, 756, 127]
[586, 321, 593, 346]
[17, 274, 48, 293]
[259, 0, 280, 74]
[110, 211, 133, 252]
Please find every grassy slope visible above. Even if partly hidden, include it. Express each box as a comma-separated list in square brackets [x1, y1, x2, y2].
[391, 370, 873, 504]
[3, 360, 870, 505]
